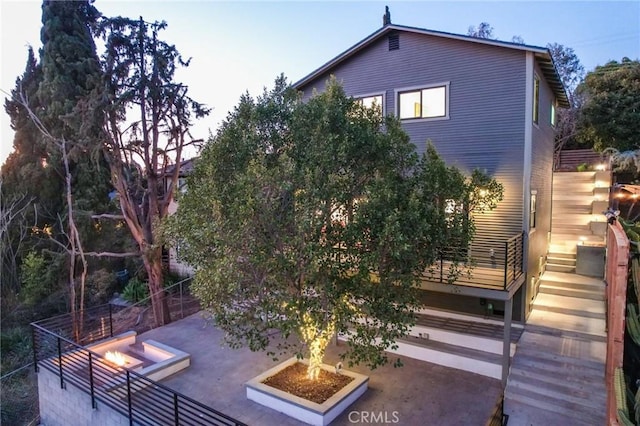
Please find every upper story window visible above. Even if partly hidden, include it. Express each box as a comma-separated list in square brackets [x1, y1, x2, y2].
[398, 83, 448, 120]
[550, 100, 557, 127]
[356, 94, 383, 112]
[533, 75, 540, 125]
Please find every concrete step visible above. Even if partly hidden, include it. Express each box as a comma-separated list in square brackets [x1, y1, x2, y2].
[547, 256, 576, 266]
[515, 332, 606, 366]
[507, 367, 605, 409]
[551, 215, 596, 226]
[545, 263, 576, 273]
[551, 226, 594, 236]
[526, 310, 606, 342]
[541, 271, 605, 292]
[539, 283, 605, 301]
[391, 335, 502, 379]
[553, 171, 596, 181]
[552, 193, 596, 202]
[547, 252, 577, 260]
[552, 182, 597, 192]
[505, 384, 604, 423]
[533, 293, 605, 319]
[510, 350, 605, 381]
[549, 243, 578, 255]
[550, 233, 602, 241]
[503, 397, 597, 426]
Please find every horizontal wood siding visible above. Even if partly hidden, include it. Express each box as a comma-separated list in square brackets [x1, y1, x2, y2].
[528, 61, 556, 303]
[298, 31, 528, 258]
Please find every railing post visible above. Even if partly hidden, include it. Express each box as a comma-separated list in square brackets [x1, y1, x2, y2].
[109, 304, 113, 337]
[31, 326, 39, 373]
[174, 393, 180, 425]
[180, 281, 184, 319]
[440, 252, 444, 283]
[57, 337, 64, 389]
[88, 351, 96, 409]
[503, 240, 509, 289]
[126, 370, 133, 426]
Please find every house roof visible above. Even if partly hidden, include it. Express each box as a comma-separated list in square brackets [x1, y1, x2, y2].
[293, 23, 570, 108]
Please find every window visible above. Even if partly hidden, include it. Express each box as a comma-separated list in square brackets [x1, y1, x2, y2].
[529, 190, 537, 229]
[398, 85, 447, 120]
[356, 94, 383, 114]
[550, 100, 557, 127]
[533, 75, 540, 125]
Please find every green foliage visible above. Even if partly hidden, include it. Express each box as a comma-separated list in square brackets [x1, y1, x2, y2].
[576, 163, 589, 172]
[167, 76, 502, 369]
[19, 251, 60, 306]
[577, 58, 640, 152]
[87, 268, 116, 305]
[121, 277, 149, 304]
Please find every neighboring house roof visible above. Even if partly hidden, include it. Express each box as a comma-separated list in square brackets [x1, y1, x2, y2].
[293, 23, 570, 108]
[164, 158, 195, 177]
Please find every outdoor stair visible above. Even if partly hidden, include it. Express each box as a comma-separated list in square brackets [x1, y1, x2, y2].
[548, 171, 609, 255]
[380, 310, 523, 380]
[504, 270, 606, 424]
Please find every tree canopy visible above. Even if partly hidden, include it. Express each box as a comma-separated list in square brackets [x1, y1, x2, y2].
[577, 58, 640, 153]
[167, 77, 502, 377]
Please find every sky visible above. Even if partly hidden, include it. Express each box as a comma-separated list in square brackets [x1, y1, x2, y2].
[1, 1, 638, 166]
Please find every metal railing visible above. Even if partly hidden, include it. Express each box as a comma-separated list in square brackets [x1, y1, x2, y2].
[31, 324, 246, 426]
[32, 278, 199, 346]
[424, 232, 525, 290]
[30, 278, 246, 426]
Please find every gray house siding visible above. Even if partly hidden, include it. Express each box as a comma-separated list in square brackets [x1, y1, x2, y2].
[526, 61, 557, 313]
[298, 31, 528, 262]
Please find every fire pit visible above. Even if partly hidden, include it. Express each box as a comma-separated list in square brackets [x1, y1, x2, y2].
[85, 331, 190, 384]
[104, 350, 144, 371]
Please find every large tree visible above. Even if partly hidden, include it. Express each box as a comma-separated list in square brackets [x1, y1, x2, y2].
[577, 58, 640, 153]
[90, 17, 209, 326]
[167, 77, 502, 379]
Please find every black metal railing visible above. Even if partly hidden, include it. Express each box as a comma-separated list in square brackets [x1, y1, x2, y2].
[32, 278, 199, 347]
[31, 324, 246, 426]
[424, 232, 525, 290]
[30, 278, 246, 426]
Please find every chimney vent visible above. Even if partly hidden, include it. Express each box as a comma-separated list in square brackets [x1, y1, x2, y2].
[383, 6, 391, 26]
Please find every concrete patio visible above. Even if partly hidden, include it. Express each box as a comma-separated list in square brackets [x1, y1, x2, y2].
[137, 312, 501, 425]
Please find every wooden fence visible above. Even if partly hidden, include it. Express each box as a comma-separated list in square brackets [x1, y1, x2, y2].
[554, 148, 609, 171]
[606, 220, 629, 425]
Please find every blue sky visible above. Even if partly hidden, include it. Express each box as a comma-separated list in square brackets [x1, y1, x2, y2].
[1, 1, 638, 164]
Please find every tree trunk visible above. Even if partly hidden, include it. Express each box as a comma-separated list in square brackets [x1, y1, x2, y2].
[144, 249, 171, 326]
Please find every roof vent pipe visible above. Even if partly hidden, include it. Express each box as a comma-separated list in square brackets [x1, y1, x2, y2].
[383, 6, 391, 26]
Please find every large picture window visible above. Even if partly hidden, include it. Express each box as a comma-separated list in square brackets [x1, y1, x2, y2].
[398, 84, 448, 120]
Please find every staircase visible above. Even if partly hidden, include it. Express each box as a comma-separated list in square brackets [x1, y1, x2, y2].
[547, 171, 609, 273]
[504, 169, 610, 424]
[504, 271, 606, 424]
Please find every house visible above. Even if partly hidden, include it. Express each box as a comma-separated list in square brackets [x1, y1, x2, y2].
[164, 158, 195, 277]
[293, 14, 569, 384]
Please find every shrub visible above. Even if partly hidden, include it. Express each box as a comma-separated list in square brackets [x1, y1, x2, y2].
[88, 269, 117, 305]
[19, 252, 59, 306]
[121, 277, 149, 303]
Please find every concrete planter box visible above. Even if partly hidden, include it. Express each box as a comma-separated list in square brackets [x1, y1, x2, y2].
[246, 357, 368, 426]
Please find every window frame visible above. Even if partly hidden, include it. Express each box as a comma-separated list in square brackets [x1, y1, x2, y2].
[395, 82, 450, 122]
[550, 99, 557, 127]
[533, 74, 540, 126]
[529, 190, 537, 230]
[354, 92, 385, 116]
